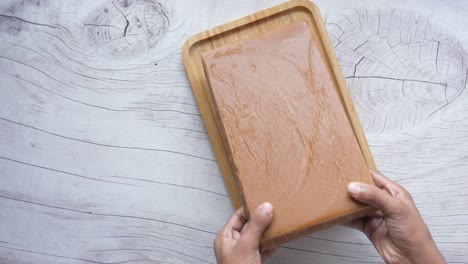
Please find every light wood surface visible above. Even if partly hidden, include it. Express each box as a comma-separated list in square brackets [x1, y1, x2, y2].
[183, 0, 376, 210]
[1, 0, 467, 263]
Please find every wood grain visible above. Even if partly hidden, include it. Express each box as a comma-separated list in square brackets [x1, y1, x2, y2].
[0, 0, 467, 263]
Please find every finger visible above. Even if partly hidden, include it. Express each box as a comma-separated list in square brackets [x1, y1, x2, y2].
[348, 182, 399, 216]
[240, 202, 274, 250]
[216, 208, 247, 252]
[369, 169, 393, 188]
[370, 169, 411, 200]
[222, 208, 247, 234]
[371, 169, 401, 193]
[364, 217, 385, 240]
[370, 209, 384, 218]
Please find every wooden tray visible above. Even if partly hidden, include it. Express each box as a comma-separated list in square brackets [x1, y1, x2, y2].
[182, 0, 376, 209]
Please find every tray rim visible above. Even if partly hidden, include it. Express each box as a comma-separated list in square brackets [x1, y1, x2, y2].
[182, 0, 376, 248]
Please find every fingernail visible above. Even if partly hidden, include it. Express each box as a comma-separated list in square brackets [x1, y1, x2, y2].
[348, 182, 362, 195]
[259, 202, 273, 216]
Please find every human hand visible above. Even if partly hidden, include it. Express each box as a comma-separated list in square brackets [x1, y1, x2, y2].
[214, 203, 276, 264]
[347, 169, 446, 264]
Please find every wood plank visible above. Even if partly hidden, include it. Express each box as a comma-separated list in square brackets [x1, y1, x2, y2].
[0, 0, 467, 263]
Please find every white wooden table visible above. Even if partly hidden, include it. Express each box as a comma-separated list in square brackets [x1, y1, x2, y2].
[1, 0, 467, 263]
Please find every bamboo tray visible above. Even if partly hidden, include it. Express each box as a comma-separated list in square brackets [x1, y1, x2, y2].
[182, 0, 376, 209]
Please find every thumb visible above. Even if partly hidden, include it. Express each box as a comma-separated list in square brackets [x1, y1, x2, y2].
[240, 202, 274, 250]
[348, 182, 399, 216]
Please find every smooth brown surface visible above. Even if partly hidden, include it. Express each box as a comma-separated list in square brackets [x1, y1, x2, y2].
[201, 20, 374, 249]
[183, 0, 376, 211]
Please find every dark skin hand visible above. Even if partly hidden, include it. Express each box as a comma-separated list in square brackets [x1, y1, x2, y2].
[214, 169, 446, 264]
[346, 169, 446, 264]
[214, 202, 277, 264]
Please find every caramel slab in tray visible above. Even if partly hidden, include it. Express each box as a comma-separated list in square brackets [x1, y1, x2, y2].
[183, 0, 376, 250]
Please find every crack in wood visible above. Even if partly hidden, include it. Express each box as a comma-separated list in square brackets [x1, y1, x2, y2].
[0, 117, 213, 161]
[0, 156, 135, 186]
[82, 0, 170, 60]
[0, 194, 217, 235]
[111, 175, 228, 197]
[353, 57, 365, 76]
[0, 245, 109, 264]
[112, 1, 130, 38]
[346, 75, 448, 86]
[0, 13, 58, 30]
[328, 8, 468, 132]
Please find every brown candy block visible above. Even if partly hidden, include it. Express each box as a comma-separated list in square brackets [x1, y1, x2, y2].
[201, 20, 374, 250]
